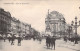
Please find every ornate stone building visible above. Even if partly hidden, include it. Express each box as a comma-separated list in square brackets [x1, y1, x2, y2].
[45, 10, 66, 37]
[0, 8, 39, 37]
[0, 8, 12, 36]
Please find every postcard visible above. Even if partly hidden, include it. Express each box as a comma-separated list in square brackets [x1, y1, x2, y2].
[0, 0, 80, 51]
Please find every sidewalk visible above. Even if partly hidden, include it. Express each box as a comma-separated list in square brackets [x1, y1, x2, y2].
[56, 39, 80, 51]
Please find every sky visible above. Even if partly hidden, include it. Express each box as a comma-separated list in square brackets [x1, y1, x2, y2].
[0, 0, 80, 35]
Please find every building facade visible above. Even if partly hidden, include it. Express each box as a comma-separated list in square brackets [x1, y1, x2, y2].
[30, 28, 40, 37]
[25, 23, 31, 35]
[0, 8, 12, 36]
[11, 19, 32, 36]
[11, 17, 21, 36]
[0, 8, 39, 37]
[45, 10, 66, 37]
[65, 24, 74, 38]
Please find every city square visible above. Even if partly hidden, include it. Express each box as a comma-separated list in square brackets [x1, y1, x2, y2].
[0, 0, 80, 51]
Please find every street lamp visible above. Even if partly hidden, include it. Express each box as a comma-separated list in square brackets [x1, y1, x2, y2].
[71, 16, 80, 44]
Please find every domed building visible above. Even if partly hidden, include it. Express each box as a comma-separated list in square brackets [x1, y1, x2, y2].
[45, 10, 66, 37]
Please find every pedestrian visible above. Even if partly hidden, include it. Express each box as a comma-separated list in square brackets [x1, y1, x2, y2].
[46, 35, 51, 49]
[11, 35, 15, 45]
[3, 35, 6, 42]
[74, 37, 78, 44]
[50, 36, 56, 50]
[33, 36, 36, 41]
[64, 36, 67, 42]
[3, 37, 6, 42]
[38, 36, 42, 44]
[8, 36, 11, 43]
[17, 36, 22, 46]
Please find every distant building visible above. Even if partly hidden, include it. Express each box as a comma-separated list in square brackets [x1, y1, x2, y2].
[0, 8, 39, 37]
[30, 28, 40, 37]
[11, 18, 32, 36]
[20, 22, 24, 34]
[11, 17, 21, 35]
[25, 24, 31, 35]
[65, 24, 74, 38]
[0, 8, 12, 36]
[30, 28, 34, 36]
[45, 10, 66, 37]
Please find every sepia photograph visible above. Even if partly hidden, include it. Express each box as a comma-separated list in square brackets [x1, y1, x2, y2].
[0, 0, 80, 51]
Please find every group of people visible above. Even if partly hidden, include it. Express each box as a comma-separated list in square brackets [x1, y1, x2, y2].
[3, 34, 57, 50]
[63, 36, 79, 44]
[46, 35, 56, 50]
[4, 35, 22, 46]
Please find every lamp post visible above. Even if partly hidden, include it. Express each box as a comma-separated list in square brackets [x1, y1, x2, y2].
[71, 16, 80, 44]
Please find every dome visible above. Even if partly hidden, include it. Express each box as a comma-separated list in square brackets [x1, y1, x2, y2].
[49, 11, 64, 19]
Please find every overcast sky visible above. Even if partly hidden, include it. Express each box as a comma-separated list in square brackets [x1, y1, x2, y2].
[0, 0, 80, 35]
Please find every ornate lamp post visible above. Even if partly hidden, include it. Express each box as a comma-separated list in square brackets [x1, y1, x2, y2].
[71, 16, 80, 44]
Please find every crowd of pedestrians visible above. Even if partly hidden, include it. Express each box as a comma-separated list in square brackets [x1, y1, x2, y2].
[1, 34, 43, 46]
[46, 35, 56, 50]
[2, 34, 22, 46]
[0, 34, 57, 50]
[63, 36, 80, 44]
[2, 34, 80, 50]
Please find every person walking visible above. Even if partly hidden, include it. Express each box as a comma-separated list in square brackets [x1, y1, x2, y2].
[3, 35, 6, 42]
[8, 36, 11, 43]
[46, 35, 51, 49]
[38, 36, 42, 44]
[64, 36, 67, 42]
[51, 36, 56, 50]
[11, 35, 15, 45]
[17, 36, 22, 46]
[3, 37, 6, 42]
